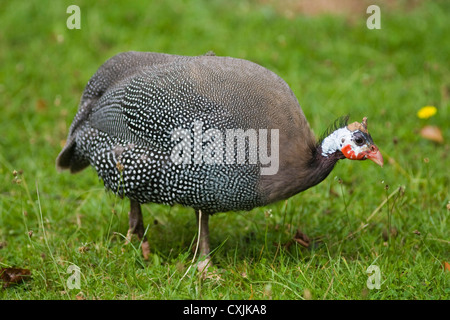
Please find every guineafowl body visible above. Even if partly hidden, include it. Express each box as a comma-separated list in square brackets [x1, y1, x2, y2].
[57, 51, 383, 268]
[57, 51, 316, 212]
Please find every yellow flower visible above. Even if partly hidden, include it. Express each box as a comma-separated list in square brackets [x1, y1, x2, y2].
[417, 106, 437, 119]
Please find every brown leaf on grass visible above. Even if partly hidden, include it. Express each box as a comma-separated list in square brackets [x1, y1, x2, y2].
[0, 267, 31, 288]
[444, 261, 450, 272]
[281, 229, 311, 250]
[76, 293, 86, 300]
[35, 98, 47, 112]
[420, 125, 444, 143]
[293, 229, 311, 248]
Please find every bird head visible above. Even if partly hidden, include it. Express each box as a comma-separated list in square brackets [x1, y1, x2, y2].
[321, 117, 384, 167]
[341, 117, 384, 166]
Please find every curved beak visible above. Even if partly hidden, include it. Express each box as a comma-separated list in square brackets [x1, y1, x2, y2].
[365, 145, 384, 167]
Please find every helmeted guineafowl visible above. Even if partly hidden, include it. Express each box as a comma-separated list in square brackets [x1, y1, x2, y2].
[57, 51, 383, 272]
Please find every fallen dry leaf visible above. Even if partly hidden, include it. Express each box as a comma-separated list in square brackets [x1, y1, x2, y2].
[76, 293, 86, 300]
[35, 98, 47, 112]
[281, 229, 311, 249]
[420, 125, 444, 143]
[293, 229, 311, 248]
[0, 267, 31, 288]
[444, 261, 450, 272]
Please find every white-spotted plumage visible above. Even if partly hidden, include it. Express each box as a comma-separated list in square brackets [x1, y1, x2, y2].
[57, 51, 301, 213]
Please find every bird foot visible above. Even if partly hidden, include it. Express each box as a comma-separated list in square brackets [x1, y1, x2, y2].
[125, 200, 150, 260]
[197, 257, 221, 280]
[125, 228, 133, 245]
[125, 228, 150, 260]
[197, 257, 211, 274]
[141, 240, 150, 260]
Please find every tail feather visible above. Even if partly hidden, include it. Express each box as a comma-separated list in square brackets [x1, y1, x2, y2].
[56, 139, 89, 173]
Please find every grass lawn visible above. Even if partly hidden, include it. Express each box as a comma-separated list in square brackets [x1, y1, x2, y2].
[0, 0, 448, 299]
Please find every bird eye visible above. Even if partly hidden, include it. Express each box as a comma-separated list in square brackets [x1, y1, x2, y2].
[354, 136, 364, 146]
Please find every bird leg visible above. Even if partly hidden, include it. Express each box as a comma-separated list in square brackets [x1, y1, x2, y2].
[195, 210, 212, 274]
[126, 199, 150, 260]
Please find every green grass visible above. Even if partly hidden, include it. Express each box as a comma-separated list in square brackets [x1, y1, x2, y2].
[0, 0, 448, 299]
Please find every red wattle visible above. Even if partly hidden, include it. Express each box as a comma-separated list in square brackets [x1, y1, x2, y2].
[341, 144, 365, 160]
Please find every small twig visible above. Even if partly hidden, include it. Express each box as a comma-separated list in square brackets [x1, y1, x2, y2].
[322, 276, 334, 300]
[36, 181, 69, 298]
[366, 186, 404, 222]
[338, 179, 351, 228]
[341, 186, 404, 241]
[180, 210, 202, 281]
